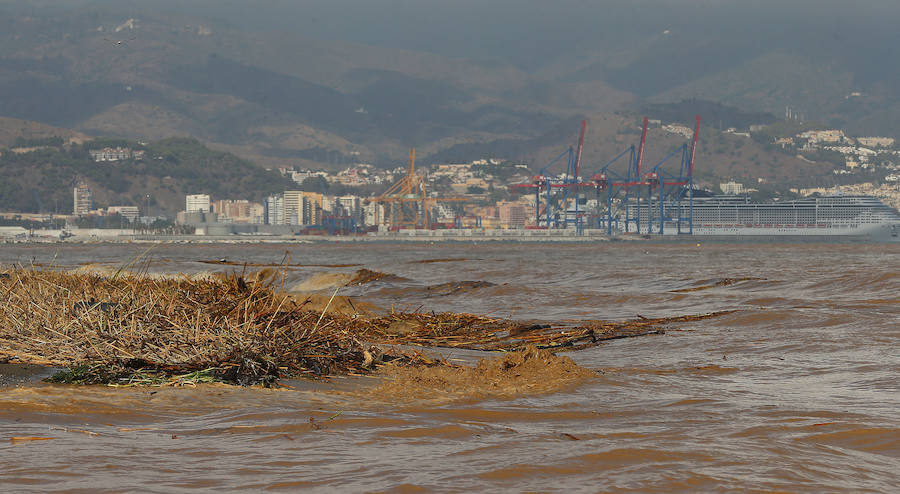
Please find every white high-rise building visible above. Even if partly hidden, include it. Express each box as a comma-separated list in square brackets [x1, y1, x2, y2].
[265, 195, 284, 225]
[186, 194, 211, 213]
[73, 183, 92, 215]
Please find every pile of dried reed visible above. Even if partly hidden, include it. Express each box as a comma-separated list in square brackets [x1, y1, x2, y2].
[0, 267, 732, 386]
[0, 268, 374, 385]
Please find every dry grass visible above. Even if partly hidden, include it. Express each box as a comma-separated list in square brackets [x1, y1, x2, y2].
[0, 268, 373, 385]
[0, 267, 733, 386]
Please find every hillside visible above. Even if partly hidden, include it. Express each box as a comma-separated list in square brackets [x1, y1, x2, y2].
[0, 137, 295, 216]
[0, 117, 89, 147]
[428, 112, 836, 192]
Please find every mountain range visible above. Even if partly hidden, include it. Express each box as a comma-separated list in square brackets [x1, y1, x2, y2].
[1, 0, 896, 195]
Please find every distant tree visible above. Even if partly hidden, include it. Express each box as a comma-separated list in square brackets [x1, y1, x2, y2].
[82, 137, 139, 150]
[14, 136, 63, 148]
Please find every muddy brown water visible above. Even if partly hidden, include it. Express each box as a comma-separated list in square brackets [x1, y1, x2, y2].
[1, 242, 899, 492]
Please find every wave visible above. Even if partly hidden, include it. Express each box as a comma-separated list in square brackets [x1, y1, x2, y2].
[290, 272, 355, 292]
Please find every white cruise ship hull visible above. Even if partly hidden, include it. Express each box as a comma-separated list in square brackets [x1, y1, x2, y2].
[622, 194, 900, 241]
[690, 223, 899, 240]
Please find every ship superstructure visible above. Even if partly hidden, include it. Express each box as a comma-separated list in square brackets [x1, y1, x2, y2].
[625, 194, 900, 240]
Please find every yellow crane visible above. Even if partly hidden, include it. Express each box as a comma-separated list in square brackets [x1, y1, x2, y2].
[371, 149, 465, 229]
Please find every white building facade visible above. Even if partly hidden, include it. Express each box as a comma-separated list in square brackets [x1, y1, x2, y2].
[265, 195, 284, 225]
[186, 194, 211, 213]
[73, 184, 93, 215]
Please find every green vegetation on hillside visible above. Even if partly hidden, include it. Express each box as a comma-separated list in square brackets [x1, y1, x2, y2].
[141, 138, 292, 199]
[0, 137, 295, 214]
[13, 136, 64, 148]
[470, 162, 527, 181]
[0, 142, 125, 212]
[83, 137, 141, 151]
[796, 148, 846, 167]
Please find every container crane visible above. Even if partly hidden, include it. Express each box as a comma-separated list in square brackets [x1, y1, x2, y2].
[587, 115, 700, 235]
[639, 115, 700, 234]
[510, 120, 593, 229]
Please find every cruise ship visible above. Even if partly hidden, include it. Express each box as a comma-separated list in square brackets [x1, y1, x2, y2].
[626, 194, 900, 240]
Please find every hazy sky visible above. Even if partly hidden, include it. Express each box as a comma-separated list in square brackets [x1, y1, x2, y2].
[142, 0, 900, 92]
[8, 0, 900, 69]
[5, 0, 900, 110]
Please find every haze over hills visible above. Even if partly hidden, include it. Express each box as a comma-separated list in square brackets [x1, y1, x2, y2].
[1, 0, 898, 189]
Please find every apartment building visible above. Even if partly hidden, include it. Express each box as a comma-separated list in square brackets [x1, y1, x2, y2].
[265, 195, 284, 225]
[73, 183, 93, 215]
[283, 191, 323, 225]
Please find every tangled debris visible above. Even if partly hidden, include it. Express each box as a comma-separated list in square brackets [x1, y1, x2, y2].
[0, 268, 733, 387]
[355, 310, 732, 352]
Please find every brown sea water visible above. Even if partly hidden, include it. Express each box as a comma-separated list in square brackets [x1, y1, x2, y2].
[1, 241, 898, 492]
